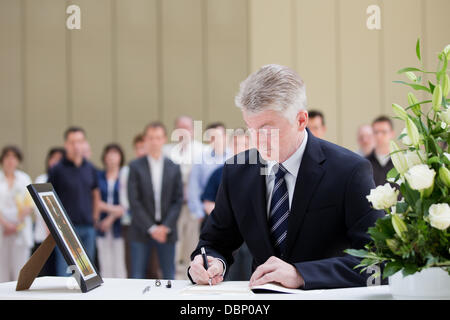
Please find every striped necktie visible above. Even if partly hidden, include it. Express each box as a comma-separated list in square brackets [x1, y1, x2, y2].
[268, 164, 289, 257]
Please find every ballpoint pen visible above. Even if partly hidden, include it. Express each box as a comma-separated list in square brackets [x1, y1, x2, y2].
[201, 247, 212, 286]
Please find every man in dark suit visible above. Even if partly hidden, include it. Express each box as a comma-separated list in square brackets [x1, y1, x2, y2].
[128, 122, 183, 279]
[188, 64, 385, 290]
[366, 115, 395, 186]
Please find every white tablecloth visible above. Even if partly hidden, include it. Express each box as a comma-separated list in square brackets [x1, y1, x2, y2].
[0, 276, 393, 300]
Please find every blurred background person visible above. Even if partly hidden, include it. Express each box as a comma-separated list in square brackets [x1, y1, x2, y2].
[128, 122, 183, 279]
[201, 128, 253, 281]
[356, 124, 375, 157]
[188, 122, 230, 231]
[307, 110, 326, 139]
[95, 143, 127, 278]
[119, 133, 147, 277]
[82, 140, 93, 161]
[163, 116, 206, 278]
[366, 116, 395, 186]
[33, 147, 65, 277]
[0, 146, 33, 282]
[48, 127, 100, 276]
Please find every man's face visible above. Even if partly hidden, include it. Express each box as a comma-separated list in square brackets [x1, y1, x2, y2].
[358, 126, 374, 149]
[243, 108, 307, 162]
[145, 127, 167, 155]
[307, 116, 326, 139]
[175, 118, 194, 143]
[205, 127, 226, 152]
[64, 132, 86, 160]
[372, 121, 394, 148]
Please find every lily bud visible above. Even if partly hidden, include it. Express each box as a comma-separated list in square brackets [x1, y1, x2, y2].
[386, 238, 401, 255]
[407, 92, 421, 116]
[392, 214, 407, 242]
[392, 103, 408, 121]
[406, 117, 420, 147]
[443, 74, 449, 98]
[439, 165, 450, 188]
[390, 141, 408, 174]
[432, 85, 442, 111]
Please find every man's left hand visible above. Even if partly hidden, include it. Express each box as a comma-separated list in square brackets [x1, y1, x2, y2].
[249, 256, 304, 289]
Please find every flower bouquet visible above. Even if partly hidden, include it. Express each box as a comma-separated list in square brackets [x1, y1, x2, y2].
[345, 39, 450, 298]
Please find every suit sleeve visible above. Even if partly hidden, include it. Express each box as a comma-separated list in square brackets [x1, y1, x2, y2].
[127, 162, 156, 234]
[189, 163, 244, 277]
[294, 159, 386, 289]
[162, 164, 183, 230]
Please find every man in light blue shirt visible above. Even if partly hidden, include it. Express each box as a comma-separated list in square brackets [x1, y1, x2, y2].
[187, 122, 230, 225]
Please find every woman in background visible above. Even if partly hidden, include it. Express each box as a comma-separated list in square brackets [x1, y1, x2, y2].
[33, 147, 65, 276]
[95, 143, 127, 278]
[0, 146, 33, 282]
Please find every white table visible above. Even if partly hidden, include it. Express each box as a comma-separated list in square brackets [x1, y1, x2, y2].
[0, 276, 393, 300]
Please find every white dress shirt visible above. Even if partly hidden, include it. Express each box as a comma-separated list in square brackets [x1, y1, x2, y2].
[265, 130, 308, 219]
[148, 155, 164, 223]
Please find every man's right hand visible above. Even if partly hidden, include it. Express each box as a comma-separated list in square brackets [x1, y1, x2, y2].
[189, 254, 224, 285]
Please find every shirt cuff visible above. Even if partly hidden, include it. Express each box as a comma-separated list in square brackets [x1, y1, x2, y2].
[148, 225, 157, 234]
[216, 257, 227, 277]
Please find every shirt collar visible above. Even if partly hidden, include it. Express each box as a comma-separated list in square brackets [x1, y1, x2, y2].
[148, 154, 164, 164]
[266, 129, 308, 179]
[62, 155, 86, 167]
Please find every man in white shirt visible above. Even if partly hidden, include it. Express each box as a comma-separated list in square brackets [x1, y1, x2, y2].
[163, 116, 206, 275]
[127, 122, 183, 279]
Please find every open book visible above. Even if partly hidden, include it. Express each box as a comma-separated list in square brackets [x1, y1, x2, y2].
[179, 281, 303, 295]
[250, 282, 304, 294]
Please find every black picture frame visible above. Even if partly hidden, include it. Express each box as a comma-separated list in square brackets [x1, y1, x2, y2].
[27, 183, 103, 293]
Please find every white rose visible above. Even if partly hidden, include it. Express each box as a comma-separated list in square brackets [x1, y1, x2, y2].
[404, 164, 436, 190]
[404, 150, 426, 169]
[429, 203, 450, 230]
[366, 183, 399, 210]
[400, 128, 412, 146]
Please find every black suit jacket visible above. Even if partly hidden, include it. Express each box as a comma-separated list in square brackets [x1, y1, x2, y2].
[366, 150, 394, 186]
[127, 155, 183, 243]
[191, 129, 385, 289]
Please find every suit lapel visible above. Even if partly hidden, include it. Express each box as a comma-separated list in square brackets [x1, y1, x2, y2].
[285, 130, 326, 258]
[142, 156, 155, 208]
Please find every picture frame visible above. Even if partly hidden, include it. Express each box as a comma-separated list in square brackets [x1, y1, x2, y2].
[27, 183, 103, 293]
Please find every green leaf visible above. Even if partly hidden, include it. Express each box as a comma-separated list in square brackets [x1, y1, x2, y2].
[397, 67, 424, 74]
[402, 263, 418, 276]
[427, 156, 441, 165]
[416, 38, 421, 61]
[395, 202, 409, 214]
[386, 167, 399, 180]
[393, 80, 431, 93]
[429, 81, 435, 93]
[344, 249, 369, 258]
[400, 180, 420, 206]
[383, 261, 403, 279]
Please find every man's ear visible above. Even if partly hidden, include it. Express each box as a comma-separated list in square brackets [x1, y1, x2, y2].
[297, 110, 308, 131]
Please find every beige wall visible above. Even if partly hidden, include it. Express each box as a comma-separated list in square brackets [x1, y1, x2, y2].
[1, 0, 449, 178]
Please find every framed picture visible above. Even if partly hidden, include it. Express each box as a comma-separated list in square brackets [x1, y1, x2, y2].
[27, 183, 103, 293]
